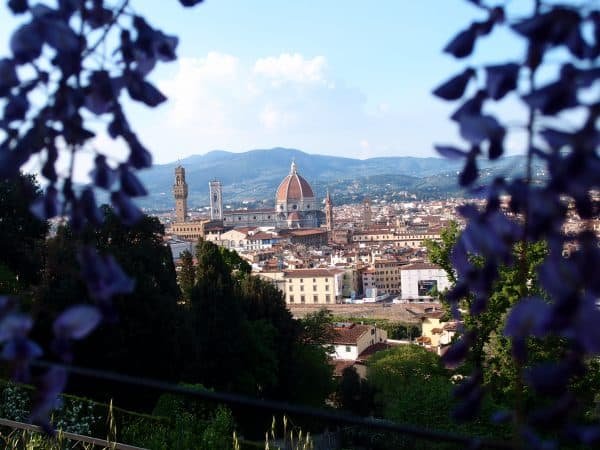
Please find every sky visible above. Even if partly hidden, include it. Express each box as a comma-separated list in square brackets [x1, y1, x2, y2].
[0, 0, 535, 169]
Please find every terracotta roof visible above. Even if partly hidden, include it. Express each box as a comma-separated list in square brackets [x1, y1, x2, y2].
[357, 342, 391, 360]
[289, 229, 327, 236]
[422, 311, 444, 319]
[284, 268, 344, 278]
[431, 328, 443, 334]
[332, 324, 371, 345]
[276, 164, 315, 202]
[443, 321, 460, 331]
[249, 232, 277, 240]
[401, 262, 442, 271]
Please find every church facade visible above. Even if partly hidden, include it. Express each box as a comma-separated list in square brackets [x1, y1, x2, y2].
[170, 161, 327, 239]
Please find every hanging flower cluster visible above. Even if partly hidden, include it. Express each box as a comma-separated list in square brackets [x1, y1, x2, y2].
[0, 0, 203, 430]
[435, 0, 599, 446]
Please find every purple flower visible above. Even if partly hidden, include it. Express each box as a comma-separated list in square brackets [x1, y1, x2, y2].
[78, 246, 135, 303]
[504, 296, 551, 339]
[433, 68, 475, 100]
[53, 305, 101, 340]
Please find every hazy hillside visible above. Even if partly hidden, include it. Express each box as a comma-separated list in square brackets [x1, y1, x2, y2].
[135, 147, 533, 210]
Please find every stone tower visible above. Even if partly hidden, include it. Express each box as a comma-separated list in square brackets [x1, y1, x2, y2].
[325, 189, 333, 232]
[209, 180, 223, 220]
[363, 197, 372, 228]
[173, 166, 188, 223]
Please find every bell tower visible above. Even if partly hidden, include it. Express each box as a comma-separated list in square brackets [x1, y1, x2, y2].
[209, 180, 223, 220]
[173, 166, 188, 223]
[363, 197, 372, 229]
[325, 189, 333, 232]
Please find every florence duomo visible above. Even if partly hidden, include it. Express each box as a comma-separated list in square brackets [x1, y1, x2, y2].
[170, 161, 326, 239]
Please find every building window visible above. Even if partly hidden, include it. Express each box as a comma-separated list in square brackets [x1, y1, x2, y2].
[326, 294, 331, 303]
[325, 285, 329, 291]
[300, 285, 304, 292]
[292, 204, 297, 210]
[301, 295, 305, 303]
[289, 295, 294, 303]
[289, 286, 293, 292]
[313, 295, 318, 303]
[345, 346, 351, 352]
[313, 285, 317, 291]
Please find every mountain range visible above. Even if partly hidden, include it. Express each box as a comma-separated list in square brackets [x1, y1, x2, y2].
[135, 147, 536, 211]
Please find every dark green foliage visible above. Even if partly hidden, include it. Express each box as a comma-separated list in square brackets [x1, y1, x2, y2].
[366, 345, 508, 449]
[0, 174, 48, 288]
[425, 220, 460, 285]
[186, 241, 333, 406]
[333, 316, 422, 340]
[123, 386, 235, 450]
[299, 308, 336, 346]
[219, 245, 251, 276]
[335, 366, 374, 416]
[33, 208, 183, 409]
[177, 249, 195, 303]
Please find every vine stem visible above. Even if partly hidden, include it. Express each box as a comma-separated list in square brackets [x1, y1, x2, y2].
[513, 0, 541, 445]
[83, 0, 130, 58]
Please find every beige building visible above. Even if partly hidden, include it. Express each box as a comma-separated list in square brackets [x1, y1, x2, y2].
[417, 310, 458, 349]
[372, 259, 403, 294]
[259, 268, 345, 305]
[352, 230, 440, 248]
[170, 219, 223, 241]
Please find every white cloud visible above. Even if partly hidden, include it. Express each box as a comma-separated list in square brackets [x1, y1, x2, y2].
[137, 50, 444, 163]
[254, 53, 327, 85]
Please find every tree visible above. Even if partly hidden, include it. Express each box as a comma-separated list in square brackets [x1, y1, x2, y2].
[335, 366, 374, 417]
[424, 220, 460, 285]
[33, 208, 184, 409]
[0, 174, 48, 288]
[299, 308, 337, 347]
[177, 250, 195, 303]
[0, 0, 206, 427]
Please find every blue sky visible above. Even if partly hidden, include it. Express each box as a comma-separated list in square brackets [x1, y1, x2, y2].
[0, 1, 532, 166]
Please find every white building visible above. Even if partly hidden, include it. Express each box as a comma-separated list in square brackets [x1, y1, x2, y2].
[330, 323, 388, 361]
[400, 262, 451, 301]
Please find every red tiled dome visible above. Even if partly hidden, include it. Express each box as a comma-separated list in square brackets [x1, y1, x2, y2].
[276, 162, 314, 202]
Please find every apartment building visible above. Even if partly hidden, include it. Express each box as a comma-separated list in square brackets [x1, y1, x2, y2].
[260, 268, 345, 305]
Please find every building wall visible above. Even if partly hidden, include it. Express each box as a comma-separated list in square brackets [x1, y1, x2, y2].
[400, 267, 451, 300]
[285, 275, 337, 305]
[373, 260, 403, 294]
[333, 344, 359, 360]
[352, 231, 440, 248]
[257, 271, 286, 296]
[330, 327, 388, 360]
[422, 317, 442, 347]
[170, 220, 210, 241]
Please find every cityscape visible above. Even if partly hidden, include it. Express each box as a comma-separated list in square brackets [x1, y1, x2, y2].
[0, 1, 599, 449]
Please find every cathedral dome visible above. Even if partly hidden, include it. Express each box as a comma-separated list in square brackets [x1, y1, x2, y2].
[276, 161, 315, 203]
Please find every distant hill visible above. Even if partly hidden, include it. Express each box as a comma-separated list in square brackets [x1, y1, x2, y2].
[134, 147, 535, 211]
